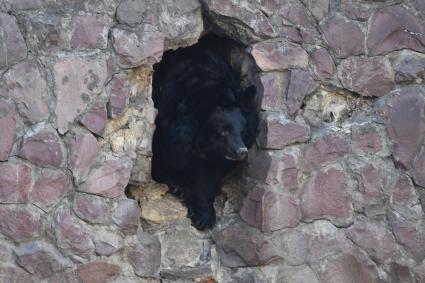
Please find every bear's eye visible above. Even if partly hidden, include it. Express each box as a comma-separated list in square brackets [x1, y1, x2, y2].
[220, 130, 228, 137]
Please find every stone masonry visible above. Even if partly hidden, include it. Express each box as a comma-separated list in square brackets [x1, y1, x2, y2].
[0, 0, 424, 282]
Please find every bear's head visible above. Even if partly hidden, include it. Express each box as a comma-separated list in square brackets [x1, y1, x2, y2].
[194, 86, 256, 161]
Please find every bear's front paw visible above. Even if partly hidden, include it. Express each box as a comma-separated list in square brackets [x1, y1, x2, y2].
[187, 204, 216, 230]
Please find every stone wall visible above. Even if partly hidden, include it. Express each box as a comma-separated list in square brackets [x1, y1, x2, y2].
[0, 0, 425, 282]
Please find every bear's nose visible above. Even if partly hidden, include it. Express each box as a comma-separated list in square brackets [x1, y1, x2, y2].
[236, 147, 248, 159]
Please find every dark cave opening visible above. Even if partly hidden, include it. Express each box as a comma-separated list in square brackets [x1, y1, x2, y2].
[149, 33, 260, 230]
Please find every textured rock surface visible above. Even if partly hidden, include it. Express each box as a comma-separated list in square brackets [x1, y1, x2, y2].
[78, 158, 132, 198]
[0, 13, 27, 70]
[4, 61, 49, 124]
[338, 56, 394, 97]
[19, 130, 64, 168]
[301, 168, 353, 226]
[0, 0, 424, 281]
[53, 55, 108, 134]
[385, 87, 425, 168]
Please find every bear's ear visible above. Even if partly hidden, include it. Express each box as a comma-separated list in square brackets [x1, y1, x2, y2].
[242, 85, 256, 103]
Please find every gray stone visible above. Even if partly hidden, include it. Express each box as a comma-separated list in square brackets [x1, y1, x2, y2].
[67, 132, 100, 184]
[70, 14, 110, 50]
[286, 69, 312, 116]
[215, 222, 282, 267]
[0, 100, 16, 161]
[112, 199, 139, 234]
[4, 61, 49, 124]
[53, 55, 108, 134]
[0, 205, 41, 242]
[203, 0, 276, 43]
[0, 160, 30, 204]
[15, 241, 72, 278]
[112, 27, 164, 68]
[240, 187, 301, 232]
[157, 224, 213, 279]
[0, 13, 27, 70]
[54, 207, 94, 261]
[385, 87, 425, 168]
[160, 0, 203, 49]
[127, 231, 161, 278]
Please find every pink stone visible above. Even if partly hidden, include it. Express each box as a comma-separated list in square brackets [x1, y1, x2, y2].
[78, 158, 132, 198]
[311, 48, 334, 80]
[215, 222, 282, 267]
[205, 0, 276, 38]
[106, 73, 130, 117]
[281, 4, 315, 30]
[113, 199, 139, 234]
[70, 15, 110, 49]
[259, 72, 287, 111]
[0, 161, 31, 204]
[302, 0, 329, 21]
[395, 51, 425, 83]
[15, 241, 72, 278]
[389, 215, 425, 262]
[0, 100, 16, 160]
[77, 261, 120, 283]
[0, 265, 33, 283]
[340, 0, 374, 21]
[414, 0, 425, 10]
[322, 17, 364, 58]
[127, 233, 161, 278]
[286, 69, 311, 116]
[303, 134, 349, 171]
[259, 115, 309, 149]
[385, 87, 425, 168]
[319, 252, 381, 283]
[281, 26, 302, 43]
[301, 169, 353, 226]
[4, 61, 49, 124]
[31, 169, 70, 212]
[338, 56, 394, 97]
[414, 149, 425, 188]
[112, 28, 164, 68]
[80, 101, 108, 136]
[250, 41, 309, 72]
[357, 165, 387, 214]
[19, 130, 63, 168]
[367, 6, 425, 55]
[277, 265, 320, 283]
[67, 132, 100, 184]
[53, 56, 108, 134]
[413, 262, 425, 282]
[73, 193, 109, 224]
[392, 175, 417, 205]
[54, 207, 94, 260]
[347, 217, 397, 264]
[240, 187, 300, 232]
[0, 206, 41, 242]
[352, 125, 383, 154]
[247, 150, 298, 190]
[0, 13, 27, 69]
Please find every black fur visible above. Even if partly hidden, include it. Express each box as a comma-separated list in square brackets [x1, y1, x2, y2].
[151, 43, 258, 230]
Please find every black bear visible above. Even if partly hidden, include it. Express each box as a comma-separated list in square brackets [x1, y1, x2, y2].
[151, 40, 258, 230]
